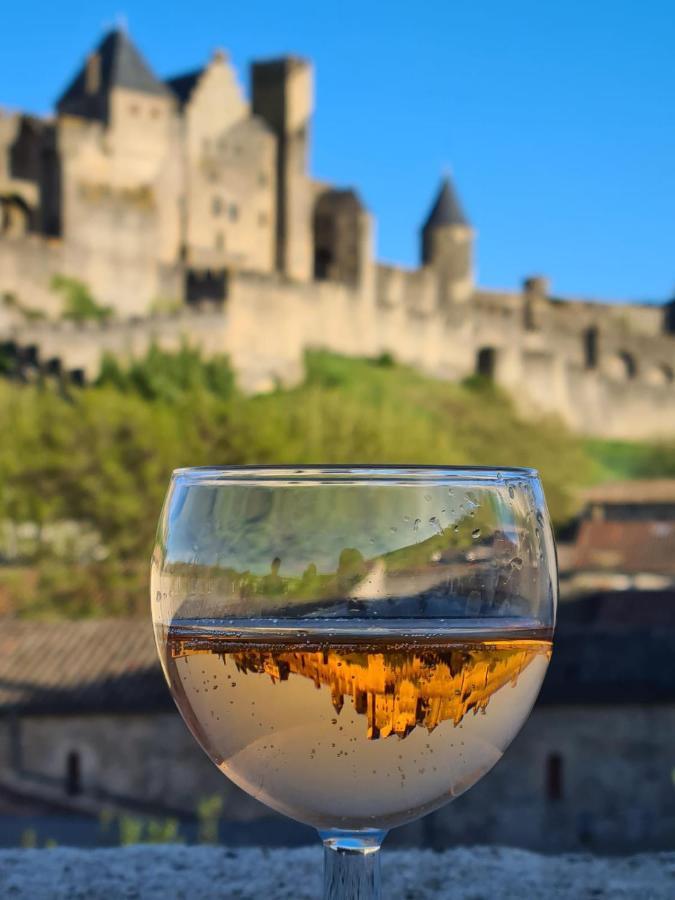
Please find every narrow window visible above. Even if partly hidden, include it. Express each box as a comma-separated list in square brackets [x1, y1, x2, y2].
[65, 750, 81, 796]
[228, 204, 239, 223]
[584, 326, 598, 369]
[258, 211, 268, 227]
[212, 196, 222, 216]
[214, 232, 224, 252]
[546, 753, 563, 801]
[618, 350, 637, 379]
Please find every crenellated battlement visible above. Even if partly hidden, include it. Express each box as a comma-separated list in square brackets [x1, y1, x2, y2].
[1, 27, 674, 439]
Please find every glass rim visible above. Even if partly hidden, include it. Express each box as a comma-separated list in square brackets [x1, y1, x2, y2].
[171, 464, 540, 486]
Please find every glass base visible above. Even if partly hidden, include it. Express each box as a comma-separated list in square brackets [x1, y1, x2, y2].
[320, 830, 386, 900]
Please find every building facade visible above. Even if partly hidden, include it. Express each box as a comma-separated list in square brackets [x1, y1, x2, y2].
[1, 29, 675, 437]
[0, 615, 674, 853]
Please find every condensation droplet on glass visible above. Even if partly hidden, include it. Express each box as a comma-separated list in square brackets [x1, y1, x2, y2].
[508, 485, 515, 499]
[390, 526, 397, 533]
[424, 494, 431, 502]
[413, 518, 421, 532]
[403, 515, 410, 522]
[429, 516, 443, 535]
[430, 549, 442, 563]
[453, 524, 459, 534]
[510, 556, 523, 570]
[471, 528, 481, 540]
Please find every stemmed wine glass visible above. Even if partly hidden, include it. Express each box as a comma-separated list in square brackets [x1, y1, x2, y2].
[151, 466, 556, 899]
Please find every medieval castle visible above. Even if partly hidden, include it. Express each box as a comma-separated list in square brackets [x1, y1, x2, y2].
[1, 28, 674, 438]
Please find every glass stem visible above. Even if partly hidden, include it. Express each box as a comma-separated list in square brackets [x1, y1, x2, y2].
[321, 831, 385, 900]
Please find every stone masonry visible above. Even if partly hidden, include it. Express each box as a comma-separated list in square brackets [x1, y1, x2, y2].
[1, 28, 674, 438]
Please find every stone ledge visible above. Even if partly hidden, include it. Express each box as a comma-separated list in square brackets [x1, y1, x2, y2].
[0, 845, 673, 899]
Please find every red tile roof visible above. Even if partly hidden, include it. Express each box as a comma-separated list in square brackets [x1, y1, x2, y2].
[573, 519, 675, 575]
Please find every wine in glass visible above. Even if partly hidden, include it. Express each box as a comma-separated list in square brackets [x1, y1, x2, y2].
[151, 466, 556, 899]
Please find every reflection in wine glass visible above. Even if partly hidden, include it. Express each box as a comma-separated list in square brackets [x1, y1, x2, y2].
[152, 466, 556, 900]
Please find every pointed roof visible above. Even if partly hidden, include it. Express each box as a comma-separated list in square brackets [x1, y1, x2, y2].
[165, 68, 204, 106]
[57, 29, 170, 120]
[422, 176, 469, 230]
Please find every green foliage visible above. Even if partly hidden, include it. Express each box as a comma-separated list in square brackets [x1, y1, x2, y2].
[20, 829, 37, 848]
[51, 275, 113, 323]
[0, 348, 629, 618]
[117, 813, 181, 845]
[196, 795, 224, 844]
[148, 296, 184, 316]
[585, 438, 675, 481]
[97, 344, 235, 403]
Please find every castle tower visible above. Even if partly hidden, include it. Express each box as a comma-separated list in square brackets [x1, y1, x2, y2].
[56, 28, 173, 125]
[53, 28, 179, 314]
[420, 176, 474, 302]
[251, 57, 313, 282]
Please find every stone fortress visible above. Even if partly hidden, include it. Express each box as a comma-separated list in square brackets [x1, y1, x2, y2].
[1, 28, 674, 438]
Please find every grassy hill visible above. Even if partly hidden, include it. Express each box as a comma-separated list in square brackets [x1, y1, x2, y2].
[0, 347, 671, 618]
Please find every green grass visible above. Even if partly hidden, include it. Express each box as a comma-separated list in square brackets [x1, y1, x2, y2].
[584, 438, 675, 482]
[0, 346, 672, 618]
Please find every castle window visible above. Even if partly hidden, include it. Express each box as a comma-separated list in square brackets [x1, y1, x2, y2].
[546, 753, 563, 801]
[85, 53, 101, 94]
[212, 196, 223, 216]
[314, 248, 332, 281]
[65, 750, 82, 796]
[605, 351, 638, 381]
[617, 351, 637, 380]
[228, 204, 239, 223]
[584, 326, 598, 369]
[215, 232, 225, 252]
[258, 211, 268, 227]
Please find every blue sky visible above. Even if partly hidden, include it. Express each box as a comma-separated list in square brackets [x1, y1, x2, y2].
[2, 1, 674, 302]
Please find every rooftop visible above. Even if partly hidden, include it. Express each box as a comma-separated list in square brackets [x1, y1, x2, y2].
[0, 619, 170, 715]
[0, 600, 674, 716]
[56, 29, 170, 119]
[164, 69, 204, 106]
[581, 479, 675, 505]
[572, 519, 675, 574]
[422, 176, 469, 230]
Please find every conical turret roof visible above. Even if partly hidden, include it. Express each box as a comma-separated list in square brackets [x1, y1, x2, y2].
[422, 176, 469, 229]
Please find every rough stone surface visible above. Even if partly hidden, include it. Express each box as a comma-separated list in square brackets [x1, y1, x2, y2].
[0, 845, 673, 899]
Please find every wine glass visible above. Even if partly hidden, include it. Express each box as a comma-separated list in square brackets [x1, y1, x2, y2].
[151, 466, 556, 899]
